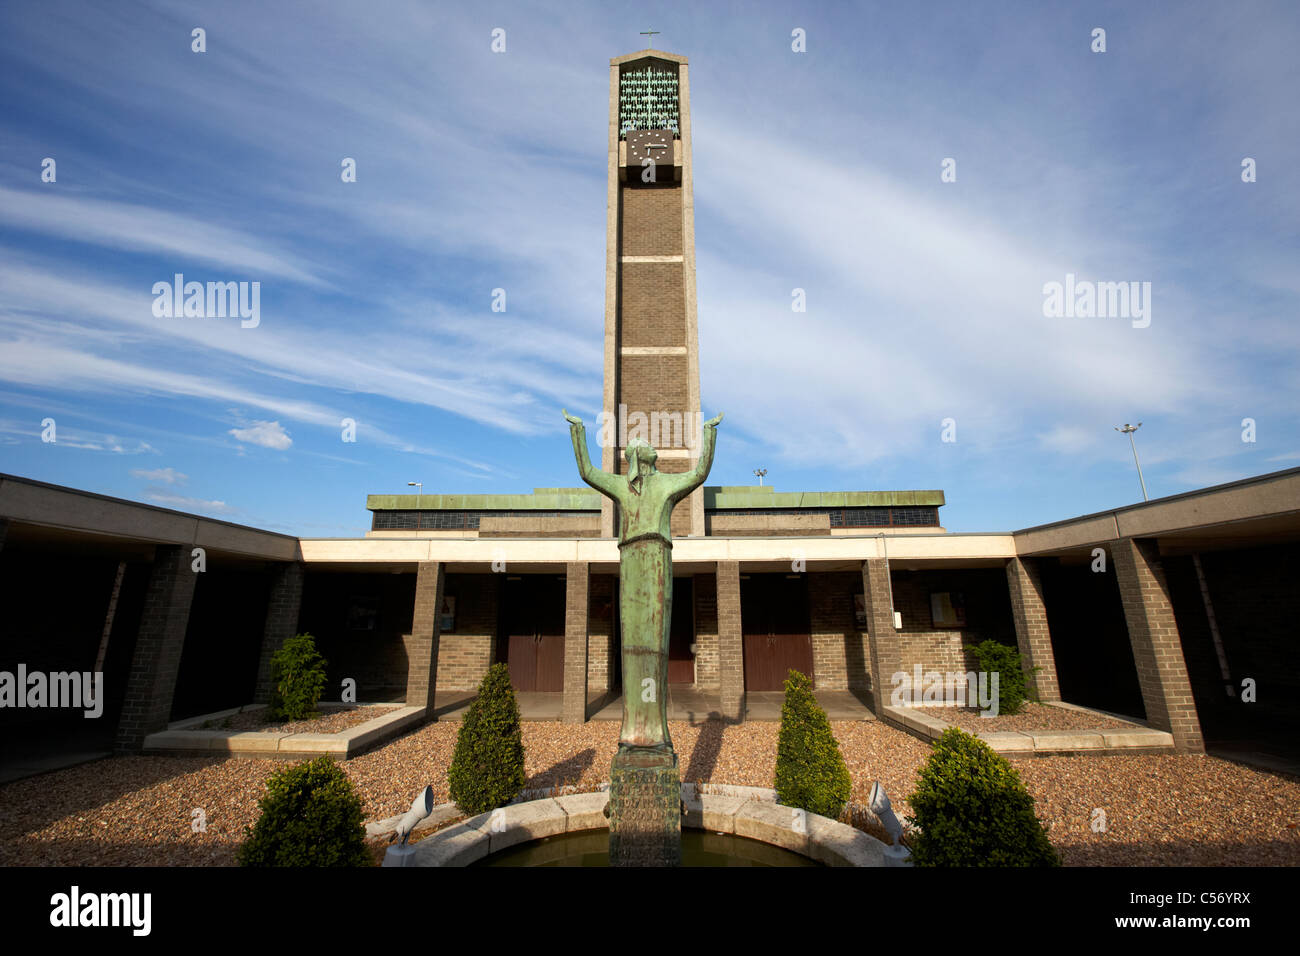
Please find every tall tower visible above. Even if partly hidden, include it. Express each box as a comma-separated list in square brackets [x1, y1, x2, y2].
[600, 49, 704, 538]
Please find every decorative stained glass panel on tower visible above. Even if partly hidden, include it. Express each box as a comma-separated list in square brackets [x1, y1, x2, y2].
[618, 64, 680, 139]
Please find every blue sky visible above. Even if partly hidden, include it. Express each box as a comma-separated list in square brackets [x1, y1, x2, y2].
[0, 0, 1296, 536]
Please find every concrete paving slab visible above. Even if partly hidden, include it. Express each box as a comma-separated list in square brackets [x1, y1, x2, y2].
[484, 798, 568, 852]
[410, 821, 490, 867]
[275, 733, 345, 753]
[1102, 729, 1175, 748]
[806, 814, 889, 867]
[733, 800, 813, 854]
[977, 731, 1035, 752]
[1030, 731, 1106, 751]
[691, 794, 749, 834]
[342, 706, 425, 750]
[554, 792, 609, 832]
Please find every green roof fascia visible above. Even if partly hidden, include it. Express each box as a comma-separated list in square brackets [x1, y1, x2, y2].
[367, 490, 600, 511]
[703, 489, 945, 509]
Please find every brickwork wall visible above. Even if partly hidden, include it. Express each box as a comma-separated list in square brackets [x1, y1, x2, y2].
[252, 562, 304, 704]
[809, 572, 871, 691]
[621, 265, 686, 347]
[478, 516, 601, 538]
[1163, 543, 1300, 740]
[693, 572, 719, 687]
[860, 559, 898, 714]
[706, 513, 832, 536]
[114, 546, 198, 751]
[587, 574, 617, 691]
[434, 573, 498, 691]
[562, 562, 589, 723]
[299, 572, 413, 702]
[614, 455, 694, 536]
[618, 353, 690, 416]
[1005, 557, 1061, 700]
[716, 562, 743, 717]
[621, 186, 682, 256]
[405, 562, 444, 710]
[882, 570, 1017, 702]
[1111, 538, 1205, 752]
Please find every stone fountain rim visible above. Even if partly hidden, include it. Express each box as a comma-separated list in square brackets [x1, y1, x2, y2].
[396, 786, 897, 867]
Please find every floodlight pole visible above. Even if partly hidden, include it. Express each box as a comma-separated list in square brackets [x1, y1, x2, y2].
[408, 481, 423, 530]
[1115, 424, 1148, 502]
[753, 468, 767, 487]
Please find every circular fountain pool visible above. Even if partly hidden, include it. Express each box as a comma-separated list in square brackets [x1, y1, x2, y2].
[473, 828, 821, 867]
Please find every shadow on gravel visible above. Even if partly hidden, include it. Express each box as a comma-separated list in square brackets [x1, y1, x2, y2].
[0, 754, 231, 843]
[1059, 839, 1300, 867]
[528, 748, 596, 790]
[682, 715, 741, 784]
[6, 835, 241, 867]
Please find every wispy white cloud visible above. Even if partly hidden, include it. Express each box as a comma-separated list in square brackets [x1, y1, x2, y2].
[145, 491, 235, 514]
[131, 466, 187, 484]
[228, 420, 291, 450]
[0, 187, 326, 286]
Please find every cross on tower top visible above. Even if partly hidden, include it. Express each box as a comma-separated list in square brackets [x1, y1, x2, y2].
[639, 30, 659, 39]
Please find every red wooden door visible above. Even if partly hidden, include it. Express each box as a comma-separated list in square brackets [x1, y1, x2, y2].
[668, 577, 695, 684]
[506, 634, 538, 691]
[741, 574, 813, 690]
[500, 576, 566, 692]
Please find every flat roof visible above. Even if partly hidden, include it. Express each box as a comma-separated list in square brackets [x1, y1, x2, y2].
[366, 485, 946, 512]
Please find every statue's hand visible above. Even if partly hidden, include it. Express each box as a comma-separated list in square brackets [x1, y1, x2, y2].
[703, 412, 723, 429]
[562, 408, 583, 428]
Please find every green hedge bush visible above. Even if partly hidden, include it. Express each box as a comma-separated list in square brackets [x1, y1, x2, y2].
[965, 639, 1038, 715]
[448, 663, 526, 815]
[906, 727, 1060, 867]
[774, 669, 852, 820]
[268, 632, 328, 721]
[236, 755, 370, 867]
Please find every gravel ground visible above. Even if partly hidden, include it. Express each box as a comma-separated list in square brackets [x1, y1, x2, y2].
[197, 705, 399, 735]
[915, 702, 1136, 733]
[1, 719, 1296, 866]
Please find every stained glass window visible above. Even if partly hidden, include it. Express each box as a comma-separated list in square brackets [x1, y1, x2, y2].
[618, 64, 680, 139]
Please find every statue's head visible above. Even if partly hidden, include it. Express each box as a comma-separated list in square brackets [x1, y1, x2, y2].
[625, 438, 657, 493]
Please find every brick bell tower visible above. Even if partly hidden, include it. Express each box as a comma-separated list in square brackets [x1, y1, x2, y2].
[600, 49, 705, 538]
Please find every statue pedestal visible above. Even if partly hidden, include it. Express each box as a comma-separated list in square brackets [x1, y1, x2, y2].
[607, 748, 681, 866]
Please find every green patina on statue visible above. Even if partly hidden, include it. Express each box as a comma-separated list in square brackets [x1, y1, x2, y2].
[564, 408, 722, 865]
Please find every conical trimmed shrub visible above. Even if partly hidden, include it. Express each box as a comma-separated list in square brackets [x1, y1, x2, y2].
[906, 726, 1060, 866]
[775, 669, 852, 819]
[268, 632, 328, 721]
[236, 755, 370, 867]
[448, 663, 526, 815]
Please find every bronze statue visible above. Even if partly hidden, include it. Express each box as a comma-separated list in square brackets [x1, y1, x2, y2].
[564, 408, 721, 864]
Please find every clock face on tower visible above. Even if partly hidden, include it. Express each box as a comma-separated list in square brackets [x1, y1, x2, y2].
[625, 129, 674, 171]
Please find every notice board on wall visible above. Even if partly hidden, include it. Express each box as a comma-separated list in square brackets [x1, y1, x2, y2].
[929, 591, 966, 627]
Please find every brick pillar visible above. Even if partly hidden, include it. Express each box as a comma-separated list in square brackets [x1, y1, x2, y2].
[563, 561, 590, 723]
[114, 545, 198, 752]
[1006, 556, 1060, 701]
[861, 558, 900, 715]
[717, 561, 744, 719]
[1111, 538, 1205, 753]
[252, 562, 305, 704]
[406, 562, 445, 712]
